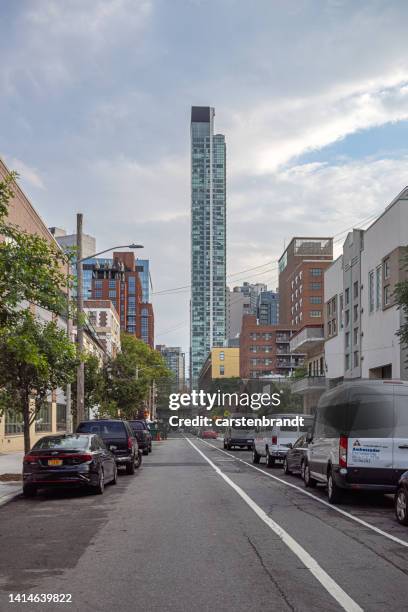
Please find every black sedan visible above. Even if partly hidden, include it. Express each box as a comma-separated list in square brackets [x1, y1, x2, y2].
[22, 434, 117, 497]
[283, 434, 309, 477]
[395, 471, 408, 525]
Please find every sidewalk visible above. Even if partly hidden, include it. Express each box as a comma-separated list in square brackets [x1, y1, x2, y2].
[0, 451, 24, 505]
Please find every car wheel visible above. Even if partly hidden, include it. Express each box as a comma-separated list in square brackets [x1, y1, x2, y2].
[327, 471, 342, 504]
[149, 444, 152, 453]
[304, 463, 317, 488]
[283, 457, 291, 475]
[395, 488, 408, 525]
[135, 451, 142, 469]
[93, 470, 104, 495]
[143, 448, 149, 456]
[266, 449, 275, 468]
[111, 465, 118, 485]
[247, 445, 252, 451]
[223, 441, 227, 449]
[252, 447, 260, 464]
[126, 459, 135, 475]
[23, 485, 37, 498]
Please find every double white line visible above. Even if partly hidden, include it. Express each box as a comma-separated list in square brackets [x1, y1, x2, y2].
[187, 437, 363, 612]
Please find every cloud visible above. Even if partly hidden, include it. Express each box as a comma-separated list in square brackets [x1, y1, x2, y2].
[3, 156, 46, 190]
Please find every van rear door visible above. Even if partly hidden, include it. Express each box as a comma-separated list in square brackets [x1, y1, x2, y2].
[347, 390, 394, 484]
[393, 392, 408, 481]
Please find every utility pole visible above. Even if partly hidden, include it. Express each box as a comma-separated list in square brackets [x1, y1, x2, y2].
[76, 213, 85, 425]
[66, 282, 73, 433]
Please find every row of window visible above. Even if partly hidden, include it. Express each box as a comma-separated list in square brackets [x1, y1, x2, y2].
[4, 404, 67, 435]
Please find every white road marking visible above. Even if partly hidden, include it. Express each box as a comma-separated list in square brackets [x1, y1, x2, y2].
[186, 437, 363, 612]
[199, 439, 408, 550]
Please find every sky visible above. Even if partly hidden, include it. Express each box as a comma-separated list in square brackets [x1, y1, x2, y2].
[2, 0, 408, 361]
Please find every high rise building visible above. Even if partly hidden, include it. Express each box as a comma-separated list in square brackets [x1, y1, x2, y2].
[136, 259, 150, 302]
[257, 290, 280, 325]
[156, 345, 186, 391]
[233, 282, 267, 314]
[190, 106, 226, 386]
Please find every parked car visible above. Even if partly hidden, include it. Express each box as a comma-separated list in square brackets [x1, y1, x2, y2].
[224, 427, 255, 450]
[283, 433, 310, 477]
[201, 430, 218, 440]
[395, 471, 408, 525]
[128, 420, 152, 455]
[77, 419, 141, 474]
[252, 414, 314, 467]
[22, 433, 117, 497]
[303, 380, 408, 504]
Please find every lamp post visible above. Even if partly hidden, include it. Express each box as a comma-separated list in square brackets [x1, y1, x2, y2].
[75, 212, 143, 426]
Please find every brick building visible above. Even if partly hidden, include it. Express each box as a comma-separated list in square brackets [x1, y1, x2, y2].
[90, 251, 154, 348]
[240, 315, 303, 379]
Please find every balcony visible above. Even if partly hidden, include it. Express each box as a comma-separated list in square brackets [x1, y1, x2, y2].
[290, 325, 324, 353]
[290, 375, 327, 395]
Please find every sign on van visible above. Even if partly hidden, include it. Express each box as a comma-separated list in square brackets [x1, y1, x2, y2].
[348, 438, 392, 468]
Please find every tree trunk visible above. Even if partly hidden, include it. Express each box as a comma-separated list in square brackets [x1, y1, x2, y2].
[23, 391, 31, 454]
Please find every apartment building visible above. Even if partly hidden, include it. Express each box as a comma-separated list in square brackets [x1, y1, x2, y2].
[84, 300, 121, 358]
[240, 315, 303, 379]
[325, 188, 408, 384]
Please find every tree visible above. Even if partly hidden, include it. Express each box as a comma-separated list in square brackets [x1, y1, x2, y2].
[0, 313, 78, 452]
[0, 173, 71, 328]
[71, 354, 104, 424]
[395, 247, 408, 352]
[101, 334, 171, 419]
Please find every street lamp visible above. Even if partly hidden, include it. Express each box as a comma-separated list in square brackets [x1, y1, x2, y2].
[74, 212, 143, 427]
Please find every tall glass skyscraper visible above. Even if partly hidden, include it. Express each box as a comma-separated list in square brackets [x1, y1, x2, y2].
[190, 106, 226, 387]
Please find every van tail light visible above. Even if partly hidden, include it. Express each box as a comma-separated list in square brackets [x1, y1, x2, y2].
[339, 436, 348, 468]
[128, 437, 133, 450]
[23, 454, 38, 464]
[272, 436, 277, 445]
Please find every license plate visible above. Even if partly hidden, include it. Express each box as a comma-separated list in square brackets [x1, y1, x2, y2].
[48, 459, 63, 466]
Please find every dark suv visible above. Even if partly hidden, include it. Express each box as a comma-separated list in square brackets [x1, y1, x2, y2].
[128, 420, 152, 455]
[77, 420, 141, 474]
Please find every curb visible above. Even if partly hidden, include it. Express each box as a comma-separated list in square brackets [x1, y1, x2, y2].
[0, 488, 22, 508]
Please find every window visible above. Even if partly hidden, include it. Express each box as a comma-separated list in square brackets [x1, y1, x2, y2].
[109, 279, 116, 289]
[310, 282, 321, 290]
[354, 351, 359, 367]
[219, 365, 225, 375]
[353, 327, 358, 345]
[310, 296, 322, 304]
[384, 285, 391, 306]
[345, 354, 350, 370]
[219, 351, 224, 361]
[56, 404, 67, 431]
[345, 288, 350, 305]
[353, 304, 358, 321]
[328, 321, 332, 336]
[109, 290, 116, 298]
[35, 403, 51, 432]
[95, 290, 102, 298]
[369, 271, 374, 313]
[310, 310, 322, 318]
[345, 309, 350, 326]
[345, 332, 350, 348]
[353, 281, 359, 299]
[384, 257, 390, 280]
[5, 409, 24, 435]
[310, 268, 322, 276]
[376, 266, 382, 309]
[95, 280, 102, 289]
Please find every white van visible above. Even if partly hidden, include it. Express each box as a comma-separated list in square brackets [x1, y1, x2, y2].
[252, 413, 314, 467]
[304, 380, 408, 504]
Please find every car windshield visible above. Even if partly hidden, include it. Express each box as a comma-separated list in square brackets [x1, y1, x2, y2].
[77, 422, 127, 437]
[34, 436, 89, 450]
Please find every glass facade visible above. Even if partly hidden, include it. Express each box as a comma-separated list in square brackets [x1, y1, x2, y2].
[136, 259, 150, 302]
[257, 291, 279, 325]
[190, 107, 226, 386]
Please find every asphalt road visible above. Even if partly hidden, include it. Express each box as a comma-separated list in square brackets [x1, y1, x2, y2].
[1, 435, 408, 612]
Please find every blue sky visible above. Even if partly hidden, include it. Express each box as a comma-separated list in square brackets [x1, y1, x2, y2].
[1, 0, 408, 356]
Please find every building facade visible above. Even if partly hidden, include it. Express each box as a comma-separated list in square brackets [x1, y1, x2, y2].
[257, 290, 279, 325]
[198, 347, 240, 390]
[136, 259, 150, 302]
[190, 106, 226, 386]
[156, 345, 186, 391]
[226, 288, 251, 340]
[325, 188, 408, 384]
[84, 300, 121, 358]
[240, 315, 303, 379]
[233, 282, 267, 314]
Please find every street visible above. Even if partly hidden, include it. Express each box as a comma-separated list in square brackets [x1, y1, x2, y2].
[1, 435, 408, 612]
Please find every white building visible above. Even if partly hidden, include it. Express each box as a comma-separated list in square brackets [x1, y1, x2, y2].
[83, 300, 121, 359]
[324, 188, 408, 384]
